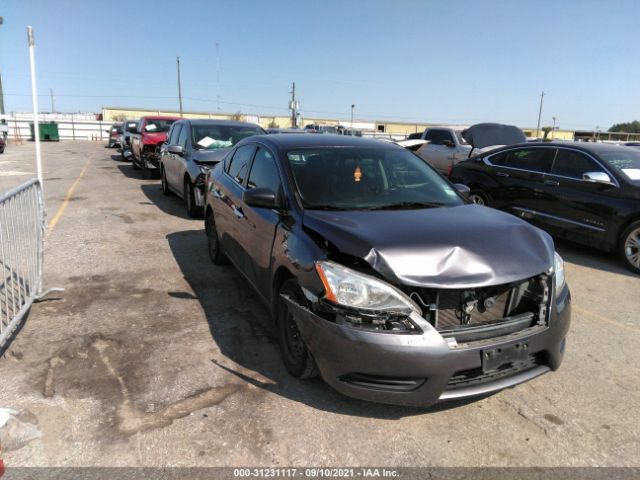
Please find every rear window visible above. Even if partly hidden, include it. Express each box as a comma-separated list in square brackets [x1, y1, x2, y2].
[599, 149, 640, 182]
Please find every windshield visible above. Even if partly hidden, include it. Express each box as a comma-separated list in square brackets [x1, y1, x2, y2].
[144, 119, 176, 133]
[286, 147, 464, 210]
[455, 130, 469, 145]
[600, 149, 640, 182]
[192, 125, 264, 150]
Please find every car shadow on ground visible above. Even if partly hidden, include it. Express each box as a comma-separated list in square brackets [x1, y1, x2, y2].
[110, 154, 126, 162]
[167, 229, 486, 419]
[554, 238, 637, 278]
[140, 184, 195, 220]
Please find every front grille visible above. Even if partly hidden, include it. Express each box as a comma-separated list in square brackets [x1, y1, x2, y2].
[405, 274, 551, 341]
[447, 352, 546, 390]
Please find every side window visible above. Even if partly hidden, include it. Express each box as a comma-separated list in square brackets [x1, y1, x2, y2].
[247, 148, 281, 193]
[177, 125, 188, 148]
[425, 129, 454, 145]
[168, 124, 181, 145]
[502, 148, 555, 173]
[227, 145, 256, 185]
[551, 150, 603, 179]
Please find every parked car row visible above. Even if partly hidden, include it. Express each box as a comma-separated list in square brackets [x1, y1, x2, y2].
[109, 116, 636, 405]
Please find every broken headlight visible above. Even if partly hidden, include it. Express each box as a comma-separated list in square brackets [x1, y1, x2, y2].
[554, 252, 566, 298]
[315, 261, 422, 316]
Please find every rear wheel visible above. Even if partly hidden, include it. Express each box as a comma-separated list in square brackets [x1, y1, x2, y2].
[161, 167, 172, 196]
[205, 209, 227, 265]
[619, 221, 640, 274]
[277, 280, 318, 379]
[468, 190, 488, 206]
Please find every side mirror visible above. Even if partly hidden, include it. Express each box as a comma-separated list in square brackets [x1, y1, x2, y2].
[168, 145, 184, 156]
[453, 183, 471, 199]
[243, 187, 278, 209]
[582, 171, 613, 185]
[443, 140, 456, 148]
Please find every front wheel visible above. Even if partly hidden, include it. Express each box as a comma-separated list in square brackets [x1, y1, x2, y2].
[468, 190, 489, 206]
[277, 280, 319, 379]
[205, 209, 227, 265]
[619, 221, 640, 274]
[141, 155, 151, 179]
[185, 179, 202, 218]
[161, 167, 172, 196]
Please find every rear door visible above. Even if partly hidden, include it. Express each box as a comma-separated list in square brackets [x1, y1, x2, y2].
[162, 123, 181, 189]
[213, 144, 257, 276]
[484, 146, 556, 217]
[420, 129, 457, 173]
[242, 147, 283, 298]
[539, 147, 618, 244]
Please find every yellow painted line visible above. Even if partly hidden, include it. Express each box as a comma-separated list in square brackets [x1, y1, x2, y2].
[573, 305, 640, 334]
[47, 159, 90, 233]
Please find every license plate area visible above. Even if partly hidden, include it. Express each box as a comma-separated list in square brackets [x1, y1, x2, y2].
[481, 342, 529, 372]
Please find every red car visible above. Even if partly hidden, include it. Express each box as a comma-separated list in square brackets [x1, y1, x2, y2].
[130, 116, 180, 178]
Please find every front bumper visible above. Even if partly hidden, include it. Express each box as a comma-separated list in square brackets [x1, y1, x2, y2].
[286, 287, 571, 407]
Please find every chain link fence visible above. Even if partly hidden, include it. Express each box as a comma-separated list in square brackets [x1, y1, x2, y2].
[0, 179, 44, 351]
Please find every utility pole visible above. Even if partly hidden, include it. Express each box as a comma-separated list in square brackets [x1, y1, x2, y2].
[0, 17, 4, 115]
[50, 88, 55, 113]
[351, 104, 355, 129]
[289, 82, 298, 128]
[535, 90, 545, 138]
[216, 42, 220, 113]
[552, 116, 556, 139]
[176, 56, 183, 117]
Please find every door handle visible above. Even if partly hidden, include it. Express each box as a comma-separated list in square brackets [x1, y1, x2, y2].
[496, 172, 510, 178]
[543, 179, 560, 186]
[232, 206, 245, 219]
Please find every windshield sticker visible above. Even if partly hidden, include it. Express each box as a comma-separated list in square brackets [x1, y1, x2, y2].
[354, 166, 362, 182]
[622, 168, 640, 180]
[145, 124, 157, 131]
[197, 137, 232, 148]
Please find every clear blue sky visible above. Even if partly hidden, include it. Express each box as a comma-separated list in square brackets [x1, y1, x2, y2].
[1, 0, 638, 130]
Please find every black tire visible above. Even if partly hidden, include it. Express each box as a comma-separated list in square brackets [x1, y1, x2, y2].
[141, 155, 151, 179]
[619, 220, 640, 274]
[185, 179, 201, 218]
[132, 156, 141, 170]
[468, 190, 489, 206]
[277, 280, 319, 379]
[205, 209, 227, 265]
[161, 167, 172, 196]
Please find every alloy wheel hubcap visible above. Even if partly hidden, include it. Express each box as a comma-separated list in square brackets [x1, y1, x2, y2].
[469, 194, 485, 205]
[624, 227, 640, 268]
[286, 313, 304, 361]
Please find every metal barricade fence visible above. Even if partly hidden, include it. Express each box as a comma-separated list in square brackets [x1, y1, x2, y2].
[0, 179, 44, 350]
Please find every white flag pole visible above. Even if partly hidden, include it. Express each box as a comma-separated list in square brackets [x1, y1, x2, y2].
[27, 26, 43, 196]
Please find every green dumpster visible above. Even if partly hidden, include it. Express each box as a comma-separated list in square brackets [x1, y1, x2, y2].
[30, 121, 60, 141]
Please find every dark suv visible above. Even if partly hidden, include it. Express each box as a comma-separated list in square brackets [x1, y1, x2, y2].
[204, 134, 571, 407]
[450, 142, 640, 273]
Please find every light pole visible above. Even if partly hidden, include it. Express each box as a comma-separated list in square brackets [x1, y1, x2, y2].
[350, 104, 355, 130]
[552, 116, 556, 139]
[535, 90, 545, 138]
[176, 56, 183, 117]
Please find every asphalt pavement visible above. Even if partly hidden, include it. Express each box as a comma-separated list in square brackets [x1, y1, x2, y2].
[0, 141, 638, 467]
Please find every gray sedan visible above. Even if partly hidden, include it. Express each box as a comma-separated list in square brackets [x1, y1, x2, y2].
[159, 119, 265, 216]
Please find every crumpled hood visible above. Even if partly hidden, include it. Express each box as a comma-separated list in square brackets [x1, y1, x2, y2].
[303, 205, 554, 288]
[192, 148, 230, 164]
[462, 123, 526, 150]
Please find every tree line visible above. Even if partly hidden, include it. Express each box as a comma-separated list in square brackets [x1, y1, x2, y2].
[609, 120, 640, 133]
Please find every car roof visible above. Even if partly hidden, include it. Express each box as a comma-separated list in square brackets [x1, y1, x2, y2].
[245, 133, 401, 151]
[177, 119, 263, 128]
[484, 141, 636, 156]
